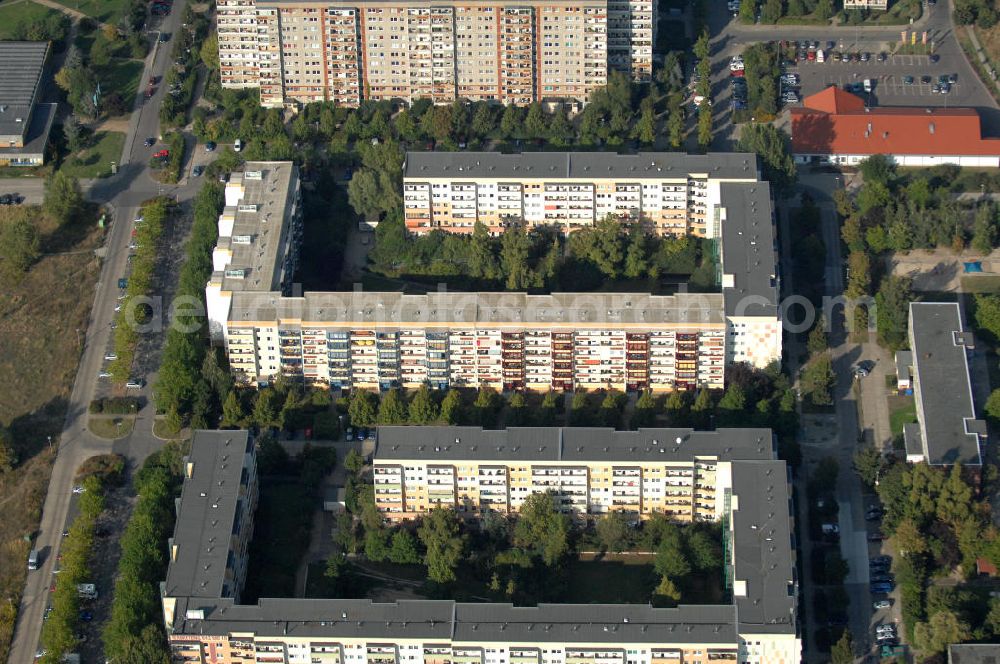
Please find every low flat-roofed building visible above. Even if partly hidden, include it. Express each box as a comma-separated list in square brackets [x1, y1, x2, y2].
[162, 426, 800, 664]
[948, 644, 999, 664]
[904, 302, 985, 466]
[0, 41, 56, 166]
[895, 350, 913, 391]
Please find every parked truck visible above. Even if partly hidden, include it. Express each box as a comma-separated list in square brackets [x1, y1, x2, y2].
[77, 583, 97, 600]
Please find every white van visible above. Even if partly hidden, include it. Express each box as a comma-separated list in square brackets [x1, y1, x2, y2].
[233, 138, 243, 152]
[28, 549, 39, 570]
[816, 49, 825, 63]
[863, 78, 873, 92]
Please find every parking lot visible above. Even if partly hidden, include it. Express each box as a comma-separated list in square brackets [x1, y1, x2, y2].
[788, 48, 981, 108]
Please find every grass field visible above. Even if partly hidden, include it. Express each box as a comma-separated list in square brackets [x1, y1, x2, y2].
[0, 1, 63, 39]
[0, 206, 102, 662]
[60, 131, 125, 178]
[87, 415, 134, 439]
[243, 480, 315, 601]
[50, 0, 130, 23]
[888, 395, 917, 436]
[962, 275, 1000, 293]
[100, 59, 144, 105]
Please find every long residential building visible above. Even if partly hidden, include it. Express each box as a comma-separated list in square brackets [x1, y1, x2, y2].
[162, 427, 801, 664]
[372, 426, 776, 521]
[216, 0, 654, 108]
[401, 152, 762, 237]
[206, 160, 781, 391]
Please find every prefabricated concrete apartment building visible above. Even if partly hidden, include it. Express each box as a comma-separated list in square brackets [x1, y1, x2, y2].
[161, 428, 801, 664]
[206, 159, 781, 391]
[216, 0, 654, 107]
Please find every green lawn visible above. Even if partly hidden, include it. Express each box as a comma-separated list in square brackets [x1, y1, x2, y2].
[562, 560, 657, 604]
[50, 0, 130, 23]
[0, 2, 63, 38]
[99, 58, 144, 105]
[243, 480, 315, 601]
[962, 275, 1000, 294]
[87, 415, 134, 439]
[60, 131, 125, 178]
[888, 395, 917, 436]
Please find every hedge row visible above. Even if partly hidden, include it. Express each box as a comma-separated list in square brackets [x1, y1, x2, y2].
[88, 397, 141, 415]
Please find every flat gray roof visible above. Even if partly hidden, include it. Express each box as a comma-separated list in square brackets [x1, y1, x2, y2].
[949, 644, 1000, 664]
[895, 350, 913, 383]
[228, 290, 727, 326]
[0, 42, 48, 139]
[0, 102, 55, 161]
[719, 183, 779, 317]
[909, 302, 984, 466]
[215, 162, 299, 293]
[169, 596, 741, 644]
[403, 152, 761, 182]
[164, 430, 254, 600]
[730, 461, 796, 634]
[375, 426, 776, 463]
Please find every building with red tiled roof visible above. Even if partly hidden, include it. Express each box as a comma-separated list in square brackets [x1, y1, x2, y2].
[790, 86, 1000, 167]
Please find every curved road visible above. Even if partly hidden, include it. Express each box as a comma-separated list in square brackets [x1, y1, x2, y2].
[7, 2, 204, 662]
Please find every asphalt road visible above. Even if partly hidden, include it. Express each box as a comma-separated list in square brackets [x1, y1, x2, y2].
[6, 4, 202, 662]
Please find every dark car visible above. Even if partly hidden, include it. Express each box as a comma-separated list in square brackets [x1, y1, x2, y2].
[79, 611, 93, 622]
[871, 574, 895, 584]
[877, 52, 887, 62]
[929, 53, 940, 62]
[948, 73, 958, 83]
[921, 75, 932, 84]
[192, 165, 205, 177]
[159, 32, 170, 43]
[871, 582, 894, 593]
[205, 141, 217, 152]
[144, 137, 155, 147]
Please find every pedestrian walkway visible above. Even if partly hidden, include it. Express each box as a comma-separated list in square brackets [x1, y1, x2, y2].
[27, 0, 109, 27]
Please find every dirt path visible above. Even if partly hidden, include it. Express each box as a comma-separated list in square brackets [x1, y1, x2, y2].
[27, 0, 108, 27]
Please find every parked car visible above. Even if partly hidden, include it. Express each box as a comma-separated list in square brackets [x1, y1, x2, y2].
[154, 149, 169, 158]
[125, 378, 144, 389]
[873, 600, 892, 610]
[144, 137, 155, 147]
[871, 555, 892, 565]
[903, 75, 915, 85]
[192, 165, 205, 177]
[871, 582, 895, 593]
[205, 141, 217, 152]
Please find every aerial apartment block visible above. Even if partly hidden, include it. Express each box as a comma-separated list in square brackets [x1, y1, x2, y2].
[206, 159, 781, 391]
[401, 152, 762, 237]
[372, 426, 777, 522]
[162, 427, 801, 664]
[216, 0, 654, 108]
[899, 302, 986, 467]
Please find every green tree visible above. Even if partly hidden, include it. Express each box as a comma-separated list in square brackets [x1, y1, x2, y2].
[408, 385, 440, 424]
[875, 276, 912, 351]
[830, 630, 853, 664]
[801, 353, 834, 406]
[388, 529, 422, 564]
[364, 527, 391, 562]
[859, 154, 896, 187]
[548, 109, 572, 146]
[0, 427, 15, 472]
[761, 0, 782, 22]
[807, 317, 829, 354]
[469, 221, 501, 281]
[418, 508, 465, 583]
[634, 97, 657, 145]
[686, 529, 722, 570]
[985, 388, 1000, 422]
[693, 31, 710, 60]
[440, 389, 463, 425]
[0, 211, 40, 278]
[667, 101, 685, 149]
[893, 517, 928, 557]
[500, 105, 523, 139]
[631, 390, 658, 429]
[44, 171, 84, 226]
[347, 169, 383, 219]
[344, 449, 365, 475]
[507, 391, 529, 426]
[623, 228, 649, 279]
[913, 610, 971, 655]
[716, 384, 747, 426]
[814, 0, 834, 19]
[513, 492, 571, 565]
[349, 390, 379, 427]
[200, 33, 219, 70]
[471, 103, 496, 138]
[975, 293, 1000, 341]
[473, 386, 502, 426]
[739, 0, 756, 22]
[252, 388, 282, 429]
[697, 107, 713, 149]
[972, 203, 999, 254]
[737, 124, 797, 194]
[500, 223, 533, 289]
[524, 103, 548, 139]
[654, 524, 690, 579]
[664, 390, 690, 427]
[595, 511, 630, 553]
[852, 447, 884, 488]
[691, 388, 713, 429]
[377, 388, 408, 425]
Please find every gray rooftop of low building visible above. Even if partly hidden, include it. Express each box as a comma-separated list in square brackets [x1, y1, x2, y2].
[0, 102, 55, 161]
[909, 302, 984, 466]
[227, 290, 727, 327]
[164, 430, 254, 600]
[374, 427, 776, 463]
[730, 460, 797, 634]
[949, 645, 1000, 664]
[719, 183, 779, 318]
[403, 152, 761, 182]
[895, 350, 913, 383]
[213, 162, 299, 293]
[0, 42, 49, 139]
[169, 596, 740, 644]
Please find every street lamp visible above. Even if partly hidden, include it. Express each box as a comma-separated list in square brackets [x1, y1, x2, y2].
[47, 436, 52, 451]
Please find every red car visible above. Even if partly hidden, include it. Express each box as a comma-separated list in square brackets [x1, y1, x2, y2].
[730, 69, 745, 77]
[154, 149, 169, 158]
